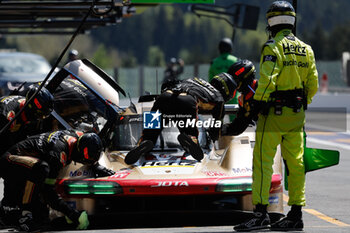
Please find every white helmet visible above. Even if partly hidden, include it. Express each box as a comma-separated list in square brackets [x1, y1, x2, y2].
[266, 1, 296, 28]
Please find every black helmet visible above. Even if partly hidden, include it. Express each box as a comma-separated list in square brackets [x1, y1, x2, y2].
[266, 1, 296, 29]
[75, 133, 103, 165]
[170, 57, 177, 64]
[210, 72, 237, 102]
[68, 49, 78, 61]
[218, 38, 233, 54]
[26, 85, 54, 119]
[227, 60, 256, 93]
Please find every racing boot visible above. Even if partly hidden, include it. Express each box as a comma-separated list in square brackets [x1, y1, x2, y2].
[177, 133, 204, 161]
[18, 210, 42, 232]
[270, 205, 303, 231]
[234, 204, 270, 232]
[125, 140, 154, 165]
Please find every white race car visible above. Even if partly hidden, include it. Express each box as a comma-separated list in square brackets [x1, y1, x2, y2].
[46, 59, 338, 227]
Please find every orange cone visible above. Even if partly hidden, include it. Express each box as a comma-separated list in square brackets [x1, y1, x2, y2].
[320, 73, 328, 93]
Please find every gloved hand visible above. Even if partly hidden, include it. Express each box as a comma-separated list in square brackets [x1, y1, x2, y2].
[66, 210, 89, 230]
[92, 163, 115, 178]
[250, 99, 269, 116]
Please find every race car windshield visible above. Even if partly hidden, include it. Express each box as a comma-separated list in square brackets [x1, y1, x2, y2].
[52, 76, 109, 133]
[110, 114, 209, 151]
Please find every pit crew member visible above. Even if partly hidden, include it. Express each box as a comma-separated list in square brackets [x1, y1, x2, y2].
[125, 73, 237, 165]
[0, 130, 114, 231]
[220, 60, 258, 136]
[0, 85, 54, 155]
[234, 1, 318, 231]
[161, 57, 185, 91]
[209, 38, 239, 115]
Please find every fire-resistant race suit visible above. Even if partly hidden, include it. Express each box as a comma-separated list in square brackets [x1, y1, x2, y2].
[0, 130, 112, 230]
[124, 75, 232, 165]
[0, 96, 39, 155]
[252, 29, 318, 207]
[222, 79, 258, 135]
[143, 77, 225, 144]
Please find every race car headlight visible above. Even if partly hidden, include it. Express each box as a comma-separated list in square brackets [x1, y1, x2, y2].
[216, 178, 252, 193]
[64, 180, 122, 195]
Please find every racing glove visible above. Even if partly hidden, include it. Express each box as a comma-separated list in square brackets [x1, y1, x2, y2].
[92, 163, 115, 178]
[250, 99, 269, 116]
[65, 210, 89, 230]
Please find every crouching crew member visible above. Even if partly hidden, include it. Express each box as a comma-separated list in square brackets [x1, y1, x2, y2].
[0, 130, 114, 231]
[125, 73, 237, 165]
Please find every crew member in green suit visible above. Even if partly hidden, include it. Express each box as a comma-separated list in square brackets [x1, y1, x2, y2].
[209, 38, 239, 120]
[234, 1, 318, 232]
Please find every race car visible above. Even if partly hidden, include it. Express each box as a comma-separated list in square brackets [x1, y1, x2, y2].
[45, 59, 283, 220]
[46, 59, 338, 227]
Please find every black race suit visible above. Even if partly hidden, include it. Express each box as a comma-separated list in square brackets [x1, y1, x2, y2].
[223, 79, 259, 135]
[0, 130, 85, 223]
[142, 77, 225, 144]
[0, 96, 41, 155]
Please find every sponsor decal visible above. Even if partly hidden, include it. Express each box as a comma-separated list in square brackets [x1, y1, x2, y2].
[141, 160, 196, 167]
[203, 171, 229, 177]
[7, 110, 18, 131]
[1, 96, 17, 104]
[69, 169, 93, 177]
[109, 170, 131, 179]
[282, 43, 306, 56]
[151, 181, 189, 187]
[269, 196, 279, 204]
[283, 60, 309, 68]
[263, 55, 277, 63]
[232, 167, 253, 174]
[48, 131, 63, 144]
[188, 77, 217, 96]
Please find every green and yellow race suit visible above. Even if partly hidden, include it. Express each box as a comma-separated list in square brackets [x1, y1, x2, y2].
[252, 29, 318, 206]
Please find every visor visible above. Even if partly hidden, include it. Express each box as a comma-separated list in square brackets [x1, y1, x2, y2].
[268, 15, 295, 27]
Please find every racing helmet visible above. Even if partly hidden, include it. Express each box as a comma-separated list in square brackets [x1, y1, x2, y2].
[218, 38, 233, 54]
[75, 133, 103, 165]
[170, 57, 177, 64]
[266, 1, 296, 29]
[26, 85, 54, 119]
[210, 72, 237, 102]
[227, 60, 256, 93]
[68, 49, 78, 61]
